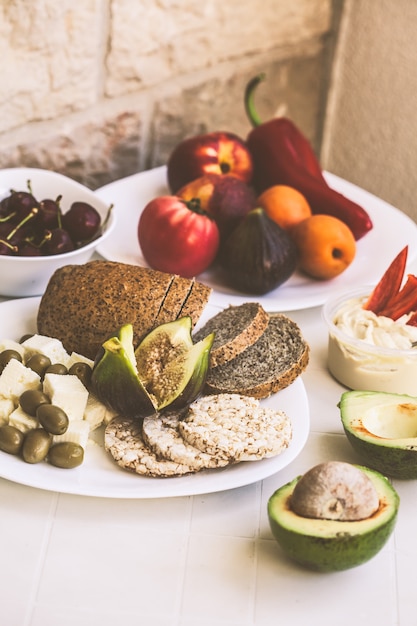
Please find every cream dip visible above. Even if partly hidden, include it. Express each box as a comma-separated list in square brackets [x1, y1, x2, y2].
[323, 291, 417, 395]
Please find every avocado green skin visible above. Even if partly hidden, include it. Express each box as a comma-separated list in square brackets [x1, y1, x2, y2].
[343, 429, 417, 480]
[268, 471, 399, 572]
[339, 390, 417, 480]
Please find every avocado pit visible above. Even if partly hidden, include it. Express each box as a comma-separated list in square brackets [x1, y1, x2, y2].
[290, 461, 380, 521]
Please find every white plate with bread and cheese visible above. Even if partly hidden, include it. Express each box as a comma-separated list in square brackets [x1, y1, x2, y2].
[95, 166, 417, 312]
[0, 297, 310, 498]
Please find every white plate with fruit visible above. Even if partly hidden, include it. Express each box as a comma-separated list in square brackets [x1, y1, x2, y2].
[0, 297, 310, 498]
[96, 166, 417, 311]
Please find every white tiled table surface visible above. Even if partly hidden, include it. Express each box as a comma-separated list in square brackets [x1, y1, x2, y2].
[1, 298, 416, 626]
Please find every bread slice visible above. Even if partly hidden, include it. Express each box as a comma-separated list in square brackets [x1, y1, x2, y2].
[153, 275, 194, 328]
[193, 302, 269, 367]
[178, 279, 213, 329]
[37, 261, 211, 360]
[204, 313, 309, 398]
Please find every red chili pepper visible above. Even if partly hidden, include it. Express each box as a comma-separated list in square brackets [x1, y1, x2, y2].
[406, 311, 417, 326]
[244, 74, 373, 241]
[378, 274, 417, 320]
[363, 246, 408, 314]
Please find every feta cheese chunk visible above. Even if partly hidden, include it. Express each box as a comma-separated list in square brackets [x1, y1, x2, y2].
[0, 339, 25, 359]
[43, 373, 88, 422]
[9, 406, 39, 433]
[0, 359, 41, 403]
[0, 397, 15, 426]
[21, 334, 70, 366]
[52, 419, 90, 449]
[83, 393, 117, 430]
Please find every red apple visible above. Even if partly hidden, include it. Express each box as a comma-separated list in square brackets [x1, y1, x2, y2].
[177, 173, 256, 239]
[167, 131, 254, 193]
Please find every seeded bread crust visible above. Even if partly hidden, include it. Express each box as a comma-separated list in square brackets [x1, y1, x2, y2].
[193, 302, 269, 367]
[204, 313, 309, 399]
[37, 261, 211, 360]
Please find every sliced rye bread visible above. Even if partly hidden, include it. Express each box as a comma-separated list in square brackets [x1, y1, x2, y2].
[193, 302, 269, 367]
[37, 261, 211, 360]
[204, 313, 309, 399]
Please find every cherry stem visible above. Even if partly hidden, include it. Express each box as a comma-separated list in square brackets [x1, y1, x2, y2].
[0, 239, 18, 252]
[6, 207, 39, 241]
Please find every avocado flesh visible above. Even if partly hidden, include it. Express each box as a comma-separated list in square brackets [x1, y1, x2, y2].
[339, 390, 417, 479]
[268, 466, 399, 572]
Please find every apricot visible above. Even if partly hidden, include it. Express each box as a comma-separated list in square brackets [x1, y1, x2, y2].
[291, 214, 356, 280]
[257, 185, 312, 231]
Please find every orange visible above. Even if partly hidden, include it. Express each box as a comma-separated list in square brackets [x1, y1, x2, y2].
[257, 185, 312, 231]
[290, 214, 356, 280]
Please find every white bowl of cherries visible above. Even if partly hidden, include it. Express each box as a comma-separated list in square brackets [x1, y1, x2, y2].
[0, 167, 116, 297]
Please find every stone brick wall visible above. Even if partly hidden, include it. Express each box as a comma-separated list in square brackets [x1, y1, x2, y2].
[1, 0, 335, 189]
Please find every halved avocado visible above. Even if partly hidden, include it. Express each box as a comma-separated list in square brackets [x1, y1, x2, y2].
[267, 465, 399, 572]
[91, 318, 214, 419]
[339, 390, 417, 479]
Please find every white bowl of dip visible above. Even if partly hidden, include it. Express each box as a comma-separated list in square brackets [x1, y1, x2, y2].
[322, 287, 417, 395]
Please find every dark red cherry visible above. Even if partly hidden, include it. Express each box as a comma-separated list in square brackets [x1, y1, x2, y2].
[42, 228, 75, 255]
[7, 187, 39, 220]
[62, 201, 101, 242]
[39, 195, 62, 230]
[17, 240, 43, 256]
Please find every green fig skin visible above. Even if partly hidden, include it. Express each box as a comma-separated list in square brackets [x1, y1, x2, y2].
[267, 466, 399, 572]
[167, 332, 214, 411]
[91, 325, 156, 419]
[218, 207, 297, 295]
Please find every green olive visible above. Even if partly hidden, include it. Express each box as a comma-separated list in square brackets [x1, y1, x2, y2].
[22, 428, 52, 464]
[69, 362, 92, 389]
[19, 333, 33, 343]
[48, 442, 84, 469]
[45, 363, 68, 375]
[0, 349, 22, 373]
[26, 354, 52, 377]
[19, 389, 50, 417]
[0, 425, 25, 455]
[36, 404, 69, 435]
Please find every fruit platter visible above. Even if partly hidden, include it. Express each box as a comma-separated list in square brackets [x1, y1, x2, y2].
[96, 165, 417, 311]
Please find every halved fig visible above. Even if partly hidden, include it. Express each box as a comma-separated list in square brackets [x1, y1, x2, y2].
[91, 318, 213, 419]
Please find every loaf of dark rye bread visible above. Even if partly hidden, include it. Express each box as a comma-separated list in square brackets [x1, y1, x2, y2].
[204, 313, 309, 399]
[37, 261, 212, 359]
[193, 302, 269, 367]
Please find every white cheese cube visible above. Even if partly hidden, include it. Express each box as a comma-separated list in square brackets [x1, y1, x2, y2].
[0, 359, 41, 403]
[83, 393, 117, 430]
[0, 339, 25, 359]
[52, 419, 90, 449]
[21, 334, 70, 366]
[67, 352, 94, 369]
[43, 373, 89, 422]
[0, 397, 15, 426]
[8, 406, 39, 433]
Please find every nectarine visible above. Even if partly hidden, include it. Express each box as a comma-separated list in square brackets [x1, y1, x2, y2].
[177, 173, 256, 239]
[291, 214, 356, 280]
[167, 132, 253, 193]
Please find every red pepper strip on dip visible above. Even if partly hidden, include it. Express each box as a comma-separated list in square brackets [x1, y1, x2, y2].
[363, 246, 408, 314]
[244, 74, 373, 241]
